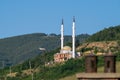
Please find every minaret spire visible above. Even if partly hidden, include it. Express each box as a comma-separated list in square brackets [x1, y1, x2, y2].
[61, 18, 64, 50]
[72, 16, 75, 58]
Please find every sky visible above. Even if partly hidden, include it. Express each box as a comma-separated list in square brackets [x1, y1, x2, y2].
[0, 0, 120, 38]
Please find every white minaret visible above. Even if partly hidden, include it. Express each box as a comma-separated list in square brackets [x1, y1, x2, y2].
[61, 19, 64, 50]
[72, 17, 75, 58]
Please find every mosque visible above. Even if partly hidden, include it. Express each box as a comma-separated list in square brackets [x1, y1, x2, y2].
[54, 17, 76, 63]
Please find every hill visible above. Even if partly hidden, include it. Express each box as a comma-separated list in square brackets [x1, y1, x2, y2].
[1, 50, 120, 80]
[76, 41, 120, 55]
[76, 25, 120, 56]
[87, 25, 120, 42]
[1, 25, 120, 80]
[0, 33, 89, 67]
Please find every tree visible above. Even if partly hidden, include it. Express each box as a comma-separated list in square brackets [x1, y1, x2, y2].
[75, 39, 80, 47]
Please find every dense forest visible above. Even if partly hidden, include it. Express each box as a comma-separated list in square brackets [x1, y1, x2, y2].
[87, 25, 120, 42]
[0, 33, 89, 67]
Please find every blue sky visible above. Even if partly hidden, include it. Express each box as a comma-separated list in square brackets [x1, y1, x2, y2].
[0, 0, 120, 38]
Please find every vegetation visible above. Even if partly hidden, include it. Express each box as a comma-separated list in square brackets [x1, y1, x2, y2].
[1, 25, 120, 80]
[0, 33, 89, 67]
[87, 25, 120, 42]
[1, 50, 120, 80]
[0, 49, 85, 80]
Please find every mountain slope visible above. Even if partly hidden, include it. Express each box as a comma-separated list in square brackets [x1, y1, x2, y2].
[0, 33, 89, 67]
[1, 25, 120, 80]
[87, 25, 120, 42]
[76, 25, 120, 56]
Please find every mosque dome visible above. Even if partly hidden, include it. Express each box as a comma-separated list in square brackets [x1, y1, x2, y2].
[62, 46, 71, 51]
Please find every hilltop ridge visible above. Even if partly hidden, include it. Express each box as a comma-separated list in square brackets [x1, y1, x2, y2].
[87, 25, 120, 42]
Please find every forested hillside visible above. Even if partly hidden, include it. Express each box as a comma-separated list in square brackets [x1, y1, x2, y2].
[87, 25, 120, 42]
[1, 25, 120, 80]
[1, 48, 120, 80]
[0, 33, 89, 67]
